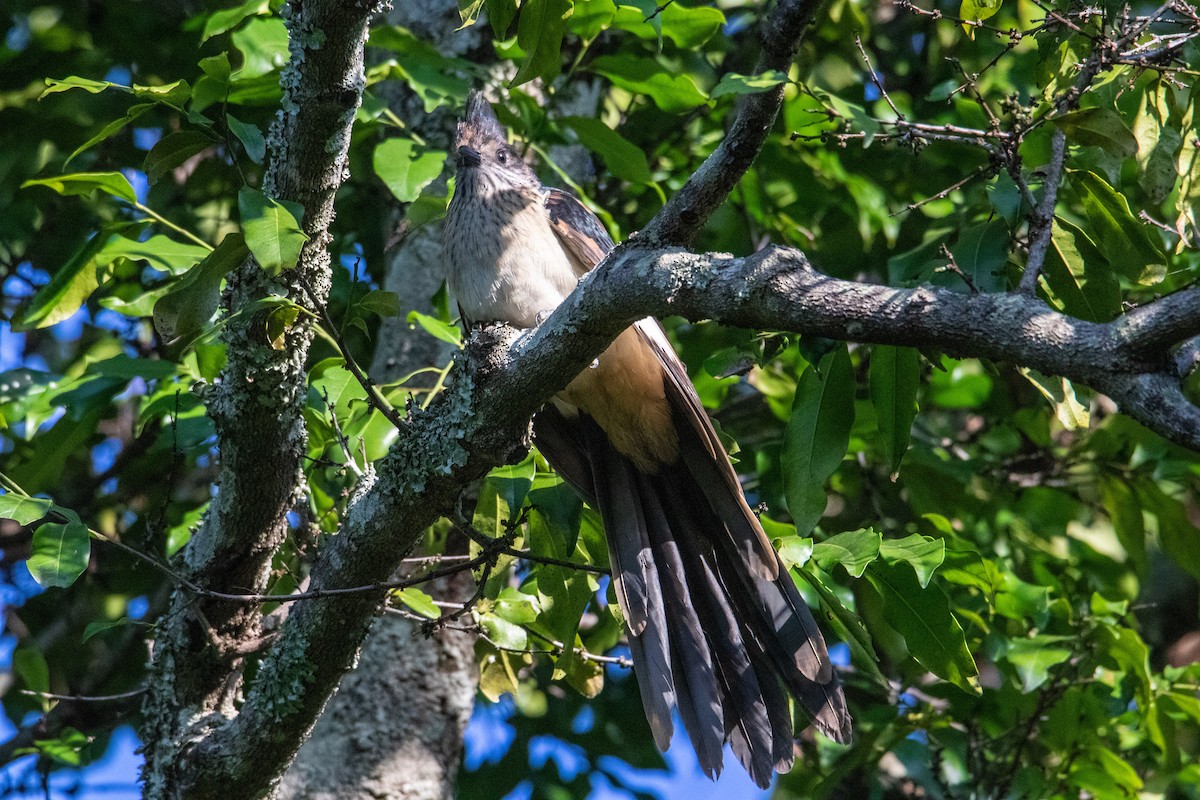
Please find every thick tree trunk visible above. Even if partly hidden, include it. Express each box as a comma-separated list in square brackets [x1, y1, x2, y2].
[274, 572, 476, 800]
[277, 5, 479, 798]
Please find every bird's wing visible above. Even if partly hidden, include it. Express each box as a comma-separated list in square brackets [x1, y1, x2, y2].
[544, 184, 779, 580]
[544, 187, 614, 274]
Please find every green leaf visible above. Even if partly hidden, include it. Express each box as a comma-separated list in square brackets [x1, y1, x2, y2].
[12, 646, 50, 695]
[986, 171, 1023, 225]
[238, 188, 307, 274]
[710, 71, 789, 99]
[31, 728, 90, 768]
[458, 0, 487, 28]
[1003, 635, 1073, 691]
[879, 533, 945, 588]
[867, 561, 980, 693]
[1019, 367, 1089, 430]
[950, 219, 1010, 292]
[490, 456, 537, 517]
[591, 54, 709, 113]
[373, 138, 446, 203]
[868, 345, 919, 474]
[571, 0, 616, 38]
[231, 17, 290, 79]
[265, 303, 301, 350]
[22, 171, 137, 203]
[657, 1, 724, 48]
[494, 587, 541, 625]
[104, 234, 211, 275]
[995, 573, 1051, 623]
[782, 346, 855, 534]
[1100, 476, 1146, 576]
[11, 223, 142, 330]
[480, 611, 529, 650]
[145, 130, 215, 185]
[1040, 218, 1121, 322]
[65, 103, 154, 167]
[395, 587, 441, 619]
[357, 289, 400, 318]
[487, 0, 519, 36]
[201, 0, 270, 40]
[408, 310, 462, 346]
[42, 76, 119, 96]
[153, 233, 247, 342]
[1132, 83, 1182, 204]
[610, 1, 724, 48]
[811, 529, 882, 578]
[775, 535, 814, 569]
[27, 521, 90, 588]
[0, 493, 54, 525]
[560, 116, 652, 185]
[1137, 480, 1200, 582]
[795, 567, 886, 683]
[1071, 170, 1166, 285]
[476, 639, 522, 700]
[1052, 108, 1138, 158]
[131, 80, 192, 109]
[959, 0, 1001, 36]
[192, 53, 232, 113]
[83, 618, 137, 642]
[511, 0, 573, 88]
[226, 114, 266, 164]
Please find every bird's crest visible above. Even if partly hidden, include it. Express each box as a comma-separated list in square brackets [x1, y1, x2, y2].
[458, 90, 506, 148]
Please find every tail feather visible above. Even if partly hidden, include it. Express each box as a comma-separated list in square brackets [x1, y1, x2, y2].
[530, 401, 852, 784]
[594, 443, 675, 750]
[655, 477, 780, 783]
[637, 472, 726, 778]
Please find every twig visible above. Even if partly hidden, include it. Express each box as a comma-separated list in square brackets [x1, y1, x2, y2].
[451, 505, 610, 575]
[893, 165, 994, 217]
[17, 688, 146, 703]
[293, 272, 410, 432]
[855, 35, 903, 120]
[937, 244, 979, 293]
[525, 628, 633, 668]
[1018, 129, 1067, 293]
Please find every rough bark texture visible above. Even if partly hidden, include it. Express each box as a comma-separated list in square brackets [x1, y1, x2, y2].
[274, 572, 476, 800]
[276, 4, 476, 798]
[140, 1, 386, 797]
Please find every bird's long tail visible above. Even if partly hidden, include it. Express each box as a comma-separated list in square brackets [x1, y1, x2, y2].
[534, 405, 851, 788]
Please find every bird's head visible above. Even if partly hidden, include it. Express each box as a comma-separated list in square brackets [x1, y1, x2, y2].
[454, 90, 539, 190]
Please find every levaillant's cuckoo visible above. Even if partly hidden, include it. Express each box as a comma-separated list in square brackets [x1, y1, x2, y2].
[443, 91, 851, 787]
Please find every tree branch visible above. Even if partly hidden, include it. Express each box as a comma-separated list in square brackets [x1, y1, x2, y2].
[140, 0, 388, 796]
[639, 0, 820, 246]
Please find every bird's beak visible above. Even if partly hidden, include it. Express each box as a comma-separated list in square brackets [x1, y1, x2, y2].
[457, 146, 482, 168]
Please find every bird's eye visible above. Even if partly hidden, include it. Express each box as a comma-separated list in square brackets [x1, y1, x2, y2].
[496, 149, 508, 164]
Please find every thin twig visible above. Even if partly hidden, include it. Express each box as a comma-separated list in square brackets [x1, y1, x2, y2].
[855, 35, 903, 120]
[1018, 128, 1067, 293]
[293, 272, 410, 432]
[893, 165, 994, 217]
[17, 688, 147, 703]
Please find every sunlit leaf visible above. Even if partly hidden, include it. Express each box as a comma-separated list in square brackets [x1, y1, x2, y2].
[373, 138, 446, 203]
[238, 188, 307, 274]
[28, 521, 90, 588]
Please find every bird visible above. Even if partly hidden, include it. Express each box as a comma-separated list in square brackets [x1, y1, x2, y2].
[442, 90, 851, 788]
